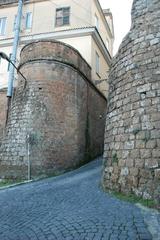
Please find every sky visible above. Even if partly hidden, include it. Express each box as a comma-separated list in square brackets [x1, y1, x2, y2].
[99, 0, 133, 55]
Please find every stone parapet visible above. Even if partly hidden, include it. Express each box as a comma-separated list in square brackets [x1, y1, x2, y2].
[19, 40, 92, 81]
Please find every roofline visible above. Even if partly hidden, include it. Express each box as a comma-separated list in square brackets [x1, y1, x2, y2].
[0, 27, 112, 65]
[94, 0, 114, 40]
[0, 0, 114, 40]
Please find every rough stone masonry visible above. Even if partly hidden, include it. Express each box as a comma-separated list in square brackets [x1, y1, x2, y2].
[0, 40, 107, 179]
[103, 0, 160, 201]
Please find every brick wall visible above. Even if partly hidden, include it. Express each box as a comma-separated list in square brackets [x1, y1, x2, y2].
[102, 0, 160, 201]
[0, 40, 107, 179]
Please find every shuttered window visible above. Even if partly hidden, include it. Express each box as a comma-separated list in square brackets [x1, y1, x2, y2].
[55, 7, 70, 27]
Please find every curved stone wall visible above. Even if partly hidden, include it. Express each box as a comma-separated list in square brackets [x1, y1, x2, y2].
[103, 0, 160, 200]
[0, 40, 107, 179]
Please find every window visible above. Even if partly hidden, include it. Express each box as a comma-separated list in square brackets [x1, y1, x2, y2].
[13, 15, 17, 31]
[95, 14, 99, 30]
[7, 54, 12, 71]
[25, 12, 32, 29]
[55, 7, 70, 27]
[96, 51, 100, 75]
[0, 17, 6, 35]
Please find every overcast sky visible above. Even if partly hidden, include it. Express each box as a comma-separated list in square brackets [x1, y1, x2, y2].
[99, 0, 133, 55]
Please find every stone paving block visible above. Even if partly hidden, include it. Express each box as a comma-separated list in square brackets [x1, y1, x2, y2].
[0, 158, 158, 240]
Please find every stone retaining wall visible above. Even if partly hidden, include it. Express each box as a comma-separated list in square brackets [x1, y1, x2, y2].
[102, 0, 160, 201]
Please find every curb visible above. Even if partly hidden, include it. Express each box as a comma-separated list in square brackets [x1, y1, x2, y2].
[0, 180, 33, 190]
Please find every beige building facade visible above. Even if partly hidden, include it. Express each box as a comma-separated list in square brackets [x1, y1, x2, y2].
[0, 0, 114, 96]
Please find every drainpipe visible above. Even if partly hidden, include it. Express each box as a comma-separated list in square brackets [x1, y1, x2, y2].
[27, 134, 31, 181]
[7, 0, 24, 98]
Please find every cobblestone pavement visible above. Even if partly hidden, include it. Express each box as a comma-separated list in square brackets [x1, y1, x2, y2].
[0, 158, 159, 240]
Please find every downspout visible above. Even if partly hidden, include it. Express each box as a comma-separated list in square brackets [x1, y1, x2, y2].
[7, 0, 24, 98]
[85, 83, 90, 162]
[27, 134, 31, 180]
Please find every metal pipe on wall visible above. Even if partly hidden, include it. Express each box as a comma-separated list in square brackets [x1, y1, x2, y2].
[7, 0, 24, 97]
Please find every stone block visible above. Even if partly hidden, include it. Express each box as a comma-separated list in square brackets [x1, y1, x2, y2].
[120, 167, 129, 176]
[151, 112, 160, 122]
[140, 169, 152, 179]
[137, 83, 151, 93]
[146, 140, 157, 149]
[142, 121, 153, 130]
[113, 166, 120, 174]
[145, 159, 158, 169]
[130, 149, 140, 158]
[135, 140, 145, 148]
[140, 99, 152, 107]
[155, 169, 160, 179]
[152, 149, 160, 158]
[140, 149, 152, 158]
[135, 158, 144, 168]
[150, 38, 159, 45]
[139, 178, 147, 185]
[126, 158, 135, 167]
[151, 129, 160, 139]
[136, 131, 146, 140]
[130, 168, 139, 177]
[118, 159, 126, 167]
[124, 141, 134, 150]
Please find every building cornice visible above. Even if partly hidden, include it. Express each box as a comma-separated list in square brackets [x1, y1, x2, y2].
[0, 0, 114, 40]
[0, 27, 112, 66]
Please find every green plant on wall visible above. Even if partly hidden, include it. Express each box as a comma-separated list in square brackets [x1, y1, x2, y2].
[112, 152, 118, 163]
[132, 128, 140, 136]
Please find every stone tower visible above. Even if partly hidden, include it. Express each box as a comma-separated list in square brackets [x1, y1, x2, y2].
[103, 0, 160, 201]
[0, 40, 106, 179]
